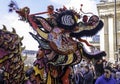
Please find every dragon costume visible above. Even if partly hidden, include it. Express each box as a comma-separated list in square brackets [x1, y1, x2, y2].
[0, 25, 25, 84]
[0, 1, 107, 84]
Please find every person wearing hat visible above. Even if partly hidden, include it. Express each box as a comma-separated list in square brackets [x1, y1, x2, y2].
[95, 66, 116, 84]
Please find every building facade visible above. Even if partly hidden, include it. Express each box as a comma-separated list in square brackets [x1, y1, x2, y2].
[97, 0, 120, 62]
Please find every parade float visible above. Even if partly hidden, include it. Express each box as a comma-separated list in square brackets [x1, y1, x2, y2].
[0, 1, 106, 84]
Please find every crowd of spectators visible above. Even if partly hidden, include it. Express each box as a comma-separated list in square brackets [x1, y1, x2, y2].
[72, 59, 120, 84]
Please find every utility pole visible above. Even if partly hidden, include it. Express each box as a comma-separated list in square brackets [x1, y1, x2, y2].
[114, 0, 118, 61]
[114, 0, 117, 51]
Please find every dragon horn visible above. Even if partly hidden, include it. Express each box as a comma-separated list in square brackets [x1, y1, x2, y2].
[19, 46, 25, 53]
[12, 28, 16, 33]
[21, 46, 25, 51]
[20, 36, 24, 41]
[2, 25, 7, 31]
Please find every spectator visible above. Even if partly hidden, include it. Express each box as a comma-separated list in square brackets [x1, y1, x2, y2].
[74, 67, 83, 84]
[94, 59, 104, 78]
[115, 71, 120, 84]
[117, 64, 120, 72]
[24, 67, 36, 84]
[35, 74, 44, 84]
[89, 64, 96, 84]
[83, 65, 93, 84]
[0, 69, 4, 84]
[95, 66, 116, 84]
[80, 64, 86, 74]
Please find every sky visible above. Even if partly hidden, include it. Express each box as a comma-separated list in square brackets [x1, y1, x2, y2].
[0, 0, 100, 51]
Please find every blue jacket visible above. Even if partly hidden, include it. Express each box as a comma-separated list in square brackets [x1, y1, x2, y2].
[116, 79, 120, 84]
[95, 75, 116, 84]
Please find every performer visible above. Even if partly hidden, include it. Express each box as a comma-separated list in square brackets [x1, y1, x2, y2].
[33, 48, 48, 83]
